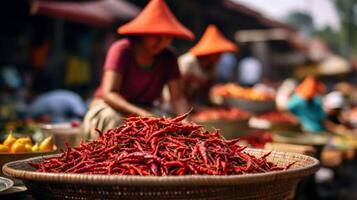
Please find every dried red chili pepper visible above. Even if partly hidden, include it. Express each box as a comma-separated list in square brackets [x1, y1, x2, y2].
[33, 113, 290, 175]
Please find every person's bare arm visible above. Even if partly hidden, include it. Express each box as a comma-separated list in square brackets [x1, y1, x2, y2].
[101, 70, 152, 117]
[167, 79, 190, 116]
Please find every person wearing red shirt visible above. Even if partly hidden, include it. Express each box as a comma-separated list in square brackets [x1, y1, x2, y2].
[83, 0, 194, 139]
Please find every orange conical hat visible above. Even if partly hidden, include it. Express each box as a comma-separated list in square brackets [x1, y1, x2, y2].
[189, 24, 237, 56]
[118, 0, 194, 40]
[296, 76, 325, 100]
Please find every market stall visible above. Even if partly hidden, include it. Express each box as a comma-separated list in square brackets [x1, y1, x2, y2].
[3, 114, 319, 199]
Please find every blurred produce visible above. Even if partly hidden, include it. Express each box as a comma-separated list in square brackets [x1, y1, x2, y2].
[348, 107, 357, 128]
[328, 135, 357, 150]
[192, 108, 250, 121]
[39, 136, 54, 152]
[3, 132, 17, 149]
[211, 83, 275, 101]
[256, 111, 299, 125]
[1, 132, 55, 153]
[0, 103, 18, 121]
[0, 118, 41, 136]
[40, 122, 83, 149]
[0, 144, 9, 152]
[240, 131, 273, 148]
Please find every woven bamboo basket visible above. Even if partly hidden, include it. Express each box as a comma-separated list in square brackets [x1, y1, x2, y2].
[270, 123, 301, 132]
[40, 123, 83, 150]
[224, 98, 276, 114]
[249, 117, 301, 132]
[264, 142, 316, 157]
[193, 119, 250, 139]
[0, 147, 57, 177]
[3, 148, 319, 200]
[273, 131, 329, 146]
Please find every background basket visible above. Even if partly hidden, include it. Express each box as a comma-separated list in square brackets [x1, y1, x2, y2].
[264, 142, 316, 157]
[0, 148, 57, 177]
[270, 122, 301, 132]
[0, 149, 57, 187]
[3, 148, 319, 200]
[39, 123, 83, 149]
[194, 119, 250, 139]
[224, 98, 276, 114]
[249, 117, 301, 132]
[272, 131, 329, 146]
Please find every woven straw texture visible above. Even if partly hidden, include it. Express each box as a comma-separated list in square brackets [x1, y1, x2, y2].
[0, 148, 57, 177]
[264, 142, 316, 157]
[3, 148, 319, 200]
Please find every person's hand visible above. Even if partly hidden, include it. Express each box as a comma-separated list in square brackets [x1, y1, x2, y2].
[137, 109, 154, 117]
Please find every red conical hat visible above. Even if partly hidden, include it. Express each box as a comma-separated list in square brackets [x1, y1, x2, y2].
[296, 76, 325, 100]
[118, 0, 194, 40]
[189, 24, 237, 56]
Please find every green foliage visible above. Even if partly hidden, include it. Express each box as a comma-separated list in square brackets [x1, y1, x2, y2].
[286, 11, 314, 30]
[313, 26, 341, 53]
[286, 11, 341, 54]
[334, 0, 357, 56]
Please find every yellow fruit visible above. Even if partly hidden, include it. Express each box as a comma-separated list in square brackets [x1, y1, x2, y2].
[31, 143, 39, 152]
[39, 136, 54, 152]
[0, 144, 9, 153]
[25, 143, 33, 152]
[10, 141, 26, 153]
[16, 137, 33, 146]
[3, 132, 16, 149]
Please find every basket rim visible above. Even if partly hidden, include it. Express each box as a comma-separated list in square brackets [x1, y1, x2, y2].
[0, 176, 14, 192]
[2, 148, 319, 186]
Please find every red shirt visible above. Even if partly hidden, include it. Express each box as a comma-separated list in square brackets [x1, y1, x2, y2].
[95, 39, 181, 105]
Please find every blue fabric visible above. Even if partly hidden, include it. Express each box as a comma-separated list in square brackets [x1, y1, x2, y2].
[217, 53, 237, 82]
[287, 94, 326, 133]
[29, 90, 87, 122]
[1, 66, 22, 89]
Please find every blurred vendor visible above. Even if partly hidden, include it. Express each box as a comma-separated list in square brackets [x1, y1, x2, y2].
[276, 78, 297, 111]
[237, 56, 263, 87]
[178, 25, 237, 105]
[28, 90, 86, 123]
[287, 76, 326, 133]
[323, 91, 348, 132]
[83, 0, 193, 138]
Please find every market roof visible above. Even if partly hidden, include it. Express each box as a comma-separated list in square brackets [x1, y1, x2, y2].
[223, 0, 296, 31]
[235, 29, 291, 43]
[30, 0, 140, 28]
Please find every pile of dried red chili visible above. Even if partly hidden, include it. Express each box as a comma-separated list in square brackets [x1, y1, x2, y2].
[31, 114, 292, 175]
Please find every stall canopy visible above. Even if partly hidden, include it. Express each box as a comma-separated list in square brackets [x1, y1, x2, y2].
[235, 29, 291, 43]
[30, 0, 140, 27]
